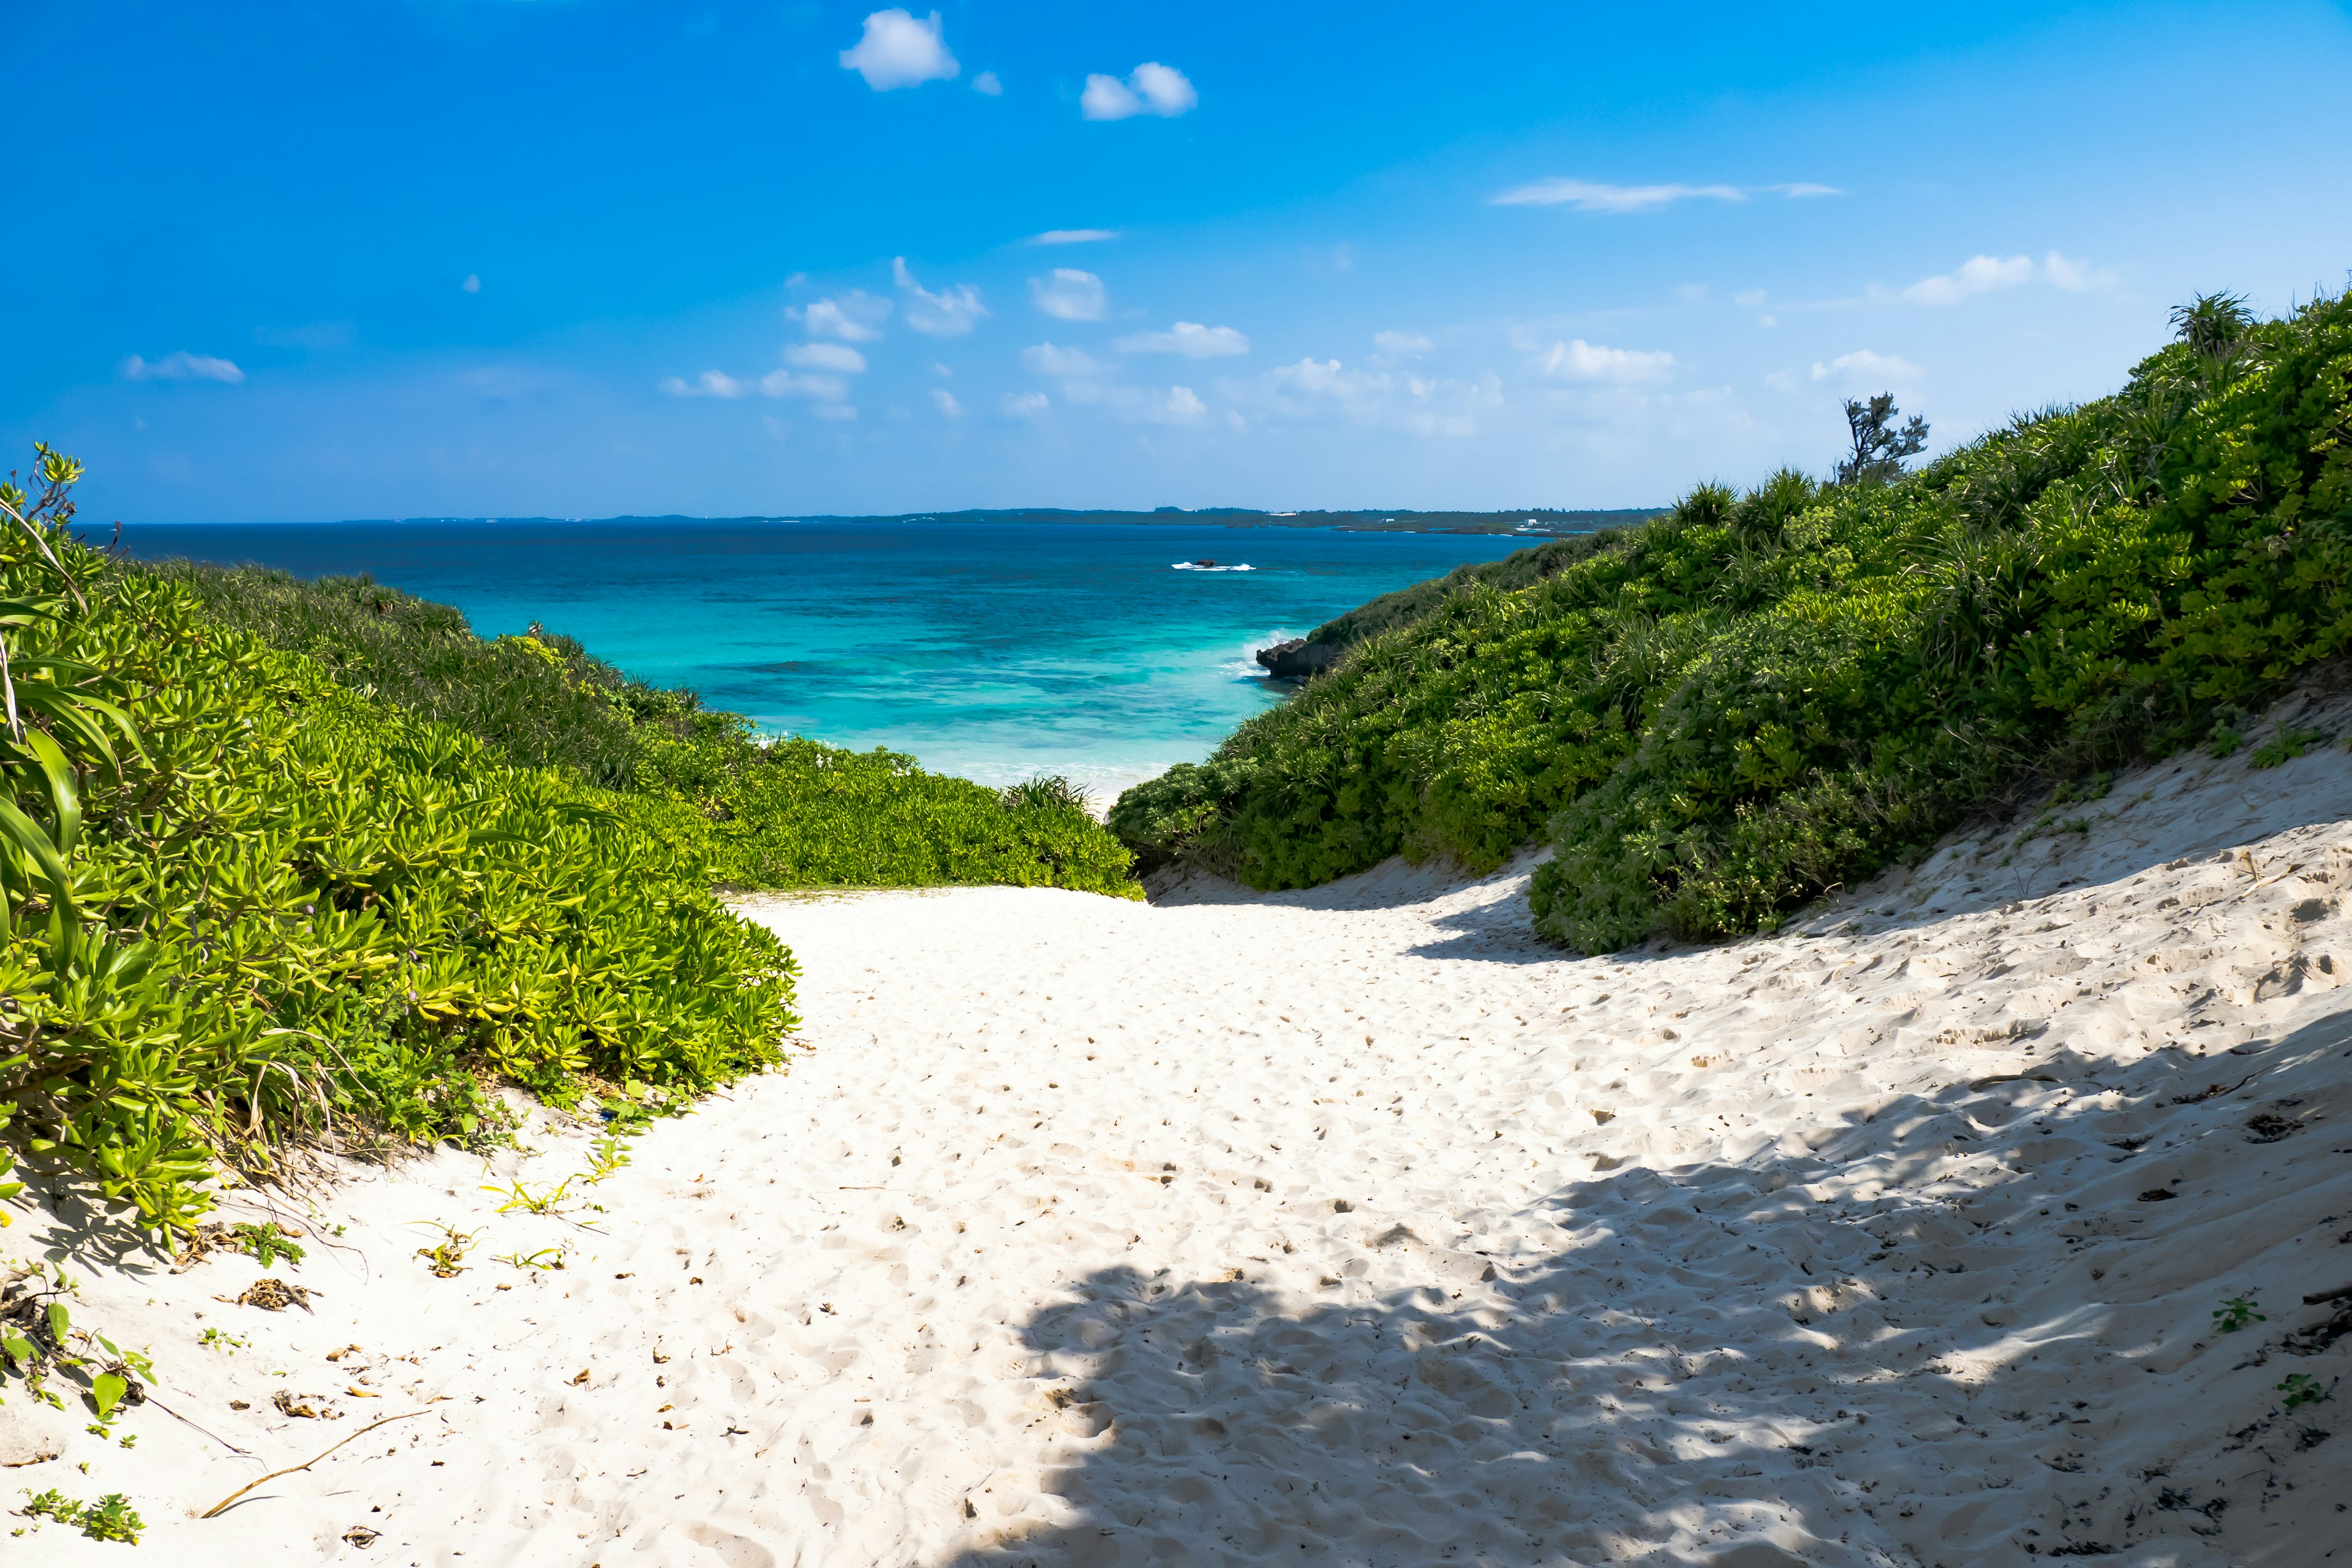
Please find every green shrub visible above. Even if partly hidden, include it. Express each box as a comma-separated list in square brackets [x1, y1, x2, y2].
[1, 453, 799, 1235]
[149, 565, 1140, 900]
[1114, 289, 2352, 949]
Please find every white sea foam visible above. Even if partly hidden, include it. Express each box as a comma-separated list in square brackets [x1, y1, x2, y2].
[1170, 560, 1254, 571]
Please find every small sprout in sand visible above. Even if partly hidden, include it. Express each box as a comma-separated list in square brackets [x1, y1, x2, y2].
[582, 1134, 633, 1184]
[483, 1177, 573, 1216]
[2212, 1295, 2265, 1333]
[199, 1326, 247, 1354]
[2277, 1373, 2331, 1410]
[411, 1222, 478, 1278]
[495, 1248, 567, 1272]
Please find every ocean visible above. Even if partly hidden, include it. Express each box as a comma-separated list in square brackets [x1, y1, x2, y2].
[117, 519, 1531, 797]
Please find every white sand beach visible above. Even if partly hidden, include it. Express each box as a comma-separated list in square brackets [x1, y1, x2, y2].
[10, 698, 2352, 1567]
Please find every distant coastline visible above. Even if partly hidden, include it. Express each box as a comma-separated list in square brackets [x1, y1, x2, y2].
[124, 505, 1668, 538]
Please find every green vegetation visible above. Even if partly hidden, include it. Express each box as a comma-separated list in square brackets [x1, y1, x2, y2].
[150, 563, 1139, 899]
[1114, 289, 2352, 951]
[0, 453, 801, 1236]
[18, 1488, 144, 1542]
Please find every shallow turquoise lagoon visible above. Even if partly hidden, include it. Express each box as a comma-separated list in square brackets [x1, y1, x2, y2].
[119, 519, 1531, 794]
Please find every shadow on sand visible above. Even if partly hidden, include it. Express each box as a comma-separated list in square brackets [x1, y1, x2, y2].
[938, 1009, 2352, 1568]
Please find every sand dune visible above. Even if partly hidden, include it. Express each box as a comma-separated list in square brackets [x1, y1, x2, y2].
[12, 698, 2352, 1566]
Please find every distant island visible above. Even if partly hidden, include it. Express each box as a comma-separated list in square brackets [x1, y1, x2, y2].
[228, 506, 1668, 537]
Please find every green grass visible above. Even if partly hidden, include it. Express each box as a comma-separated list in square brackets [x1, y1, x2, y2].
[1112, 288, 2352, 949]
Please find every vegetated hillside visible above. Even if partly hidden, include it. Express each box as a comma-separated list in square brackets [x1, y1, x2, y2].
[1297, 530, 1632, 652]
[149, 564, 1139, 899]
[1112, 290, 2352, 951]
[0, 456, 799, 1235]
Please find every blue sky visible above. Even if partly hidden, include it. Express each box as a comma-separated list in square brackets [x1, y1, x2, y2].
[10, 1, 2352, 521]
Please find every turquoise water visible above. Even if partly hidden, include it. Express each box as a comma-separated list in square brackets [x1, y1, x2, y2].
[118, 519, 1529, 794]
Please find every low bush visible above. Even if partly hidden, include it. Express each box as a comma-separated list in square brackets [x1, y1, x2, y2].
[153, 565, 1140, 900]
[1, 454, 799, 1235]
[1114, 290, 2352, 949]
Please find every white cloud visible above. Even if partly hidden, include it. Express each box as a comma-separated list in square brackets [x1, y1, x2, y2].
[812, 402, 859, 421]
[839, 9, 957, 91]
[1811, 349, 1924, 386]
[971, 70, 1001, 96]
[931, 387, 963, 417]
[2043, 250, 2120, 293]
[1001, 391, 1050, 418]
[1251, 358, 1500, 438]
[785, 342, 868, 372]
[892, 258, 987, 336]
[121, 352, 245, 384]
[1081, 62, 1196, 120]
[1733, 289, 1766, 309]
[1114, 322, 1248, 358]
[1060, 380, 1212, 425]
[1029, 268, 1107, 322]
[1901, 254, 2035, 306]
[761, 368, 850, 401]
[1030, 228, 1118, 246]
[1022, 342, 1106, 377]
[1373, 331, 1433, 356]
[1769, 183, 1844, 198]
[1529, 338, 1676, 384]
[1673, 283, 1710, 304]
[660, 370, 750, 398]
[461, 273, 481, 293]
[1491, 178, 1744, 213]
[789, 291, 891, 341]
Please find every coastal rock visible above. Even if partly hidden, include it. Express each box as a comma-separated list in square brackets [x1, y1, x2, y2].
[1256, 639, 1341, 679]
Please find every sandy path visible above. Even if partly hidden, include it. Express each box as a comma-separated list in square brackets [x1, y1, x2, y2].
[13, 694, 2352, 1567]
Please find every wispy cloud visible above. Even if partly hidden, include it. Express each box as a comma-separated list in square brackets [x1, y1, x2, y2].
[971, 70, 1001, 96]
[1114, 322, 1248, 358]
[840, 9, 957, 91]
[1893, 251, 2118, 306]
[1491, 178, 1841, 212]
[1900, 254, 2034, 306]
[785, 342, 869, 372]
[893, 258, 987, 336]
[789, 291, 891, 342]
[660, 370, 751, 399]
[930, 387, 963, 417]
[1373, 331, 1433, 356]
[1492, 179, 1744, 212]
[1029, 268, 1107, 322]
[121, 351, 244, 383]
[1022, 342, 1106, 378]
[1001, 390, 1050, 419]
[1062, 380, 1210, 425]
[1529, 338, 1676, 384]
[1248, 358, 1501, 438]
[1081, 62, 1196, 121]
[1030, 228, 1118, 246]
[1811, 349, 1924, 385]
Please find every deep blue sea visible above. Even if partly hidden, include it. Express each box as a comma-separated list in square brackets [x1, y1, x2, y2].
[117, 519, 1531, 794]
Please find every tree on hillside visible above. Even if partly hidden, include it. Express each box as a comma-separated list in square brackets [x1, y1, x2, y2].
[2170, 291, 2256, 357]
[1834, 393, 1930, 486]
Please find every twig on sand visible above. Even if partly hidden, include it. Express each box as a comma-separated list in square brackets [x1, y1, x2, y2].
[198, 1409, 430, 1518]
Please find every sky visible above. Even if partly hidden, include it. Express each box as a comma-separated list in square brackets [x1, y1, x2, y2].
[8, 1, 2352, 522]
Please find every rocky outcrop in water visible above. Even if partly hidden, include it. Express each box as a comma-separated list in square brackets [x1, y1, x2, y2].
[1256, 638, 1341, 679]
